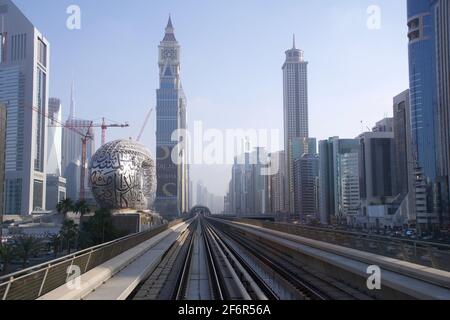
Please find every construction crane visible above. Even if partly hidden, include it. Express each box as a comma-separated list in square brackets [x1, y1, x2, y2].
[66, 118, 129, 146]
[137, 107, 154, 142]
[30, 105, 94, 200]
[79, 122, 94, 201]
[32, 106, 128, 200]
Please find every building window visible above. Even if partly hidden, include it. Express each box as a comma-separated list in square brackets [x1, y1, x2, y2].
[33, 180, 43, 211]
[10, 34, 26, 61]
[38, 38, 46, 67]
[0, 32, 6, 63]
[5, 179, 22, 214]
[34, 68, 46, 172]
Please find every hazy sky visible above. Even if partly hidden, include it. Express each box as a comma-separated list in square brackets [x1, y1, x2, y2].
[14, 0, 409, 197]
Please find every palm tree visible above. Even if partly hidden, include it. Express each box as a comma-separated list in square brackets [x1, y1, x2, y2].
[73, 200, 91, 226]
[0, 243, 16, 275]
[73, 200, 91, 250]
[83, 209, 121, 246]
[48, 234, 61, 258]
[56, 198, 74, 220]
[60, 220, 78, 254]
[14, 236, 42, 268]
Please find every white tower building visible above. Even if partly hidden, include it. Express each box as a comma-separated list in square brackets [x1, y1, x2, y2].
[0, 0, 49, 215]
[282, 35, 309, 214]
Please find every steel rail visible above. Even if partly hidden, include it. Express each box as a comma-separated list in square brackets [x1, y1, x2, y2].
[203, 222, 252, 300]
[205, 219, 280, 300]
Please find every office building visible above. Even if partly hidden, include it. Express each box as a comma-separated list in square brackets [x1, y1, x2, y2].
[0, 0, 49, 215]
[393, 90, 415, 225]
[407, 0, 450, 230]
[61, 84, 95, 201]
[407, 0, 438, 182]
[283, 35, 309, 213]
[318, 139, 335, 225]
[154, 17, 189, 219]
[226, 148, 270, 216]
[0, 104, 6, 215]
[293, 153, 319, 221]
[358, 131, 397, 229]
[434, 0, 450, 227]
[45, 175, 66, 213]
[269, 151, 288, 214]
[47, 98, 62, 176]
[373, 118, 394, 133]
[319, 138, 361, 225]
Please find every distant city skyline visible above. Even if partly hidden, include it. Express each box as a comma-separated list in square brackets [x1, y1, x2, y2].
[12, 0, 409, 196]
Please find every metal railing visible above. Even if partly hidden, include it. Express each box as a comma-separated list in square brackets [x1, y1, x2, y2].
[0, 215, 193, 300]
[228, 218, 450, 272]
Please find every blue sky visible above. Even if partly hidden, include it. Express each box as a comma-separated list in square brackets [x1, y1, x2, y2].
[14, 0, 409, 196]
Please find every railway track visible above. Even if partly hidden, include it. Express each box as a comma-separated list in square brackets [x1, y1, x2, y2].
[130, 215, 372, 300]
[208, 219, 372, 300]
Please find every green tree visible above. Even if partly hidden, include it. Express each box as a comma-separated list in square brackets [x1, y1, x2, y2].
[82, 209, 122, 247]
[74, 200, 91, 222]
[48, 234, 62, 258]
[14, 236, 42, 268]
[0, 243, 16, 275]
[56, 198, 74, 220]
[60, 220, 79, 254]
[73, 200, 91, 249]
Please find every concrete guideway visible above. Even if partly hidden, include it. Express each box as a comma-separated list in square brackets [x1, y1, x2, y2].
[211, 218, 450, 300]
[37, 215, 450, 300]
[38, 218, 195, 300]
[183, 220, 213, 300]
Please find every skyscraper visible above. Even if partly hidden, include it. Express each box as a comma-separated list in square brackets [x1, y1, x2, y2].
[407, 0, 437, 182]
[47, 98, 63, 176]
[359, 131, 396, 228]
[282, 35, 309, 214]
[46, 98, 66, 211]
[335, 143, 361, 225]
[434, 0, 450, 227]
[318, 138, 335, 225]
[251, 147, 270, 214]
[225, 147, 272, 216]
[61, 83, 95, 201]
[407, 0, 450, 230]
[0, 104, 6, 215]
[393, 90, 415, 225]
[319, 138, 361, 226]
[0, 0, 49, 215]
[155, 17, 189, 219]
[293, 154, 319, 221]
[269, 151, 288, 214]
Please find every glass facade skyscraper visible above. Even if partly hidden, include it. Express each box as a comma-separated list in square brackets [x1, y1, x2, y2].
[155, 17, 189, 219]
[407, 0, 437, 183]
[434, 0, 450, 226]
[407, 0, 450, 228]
[0, 0, 49, 215]
[319, 138, 361, 225]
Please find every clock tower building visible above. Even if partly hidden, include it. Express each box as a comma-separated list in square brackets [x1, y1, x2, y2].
[155, 17, 189, 219]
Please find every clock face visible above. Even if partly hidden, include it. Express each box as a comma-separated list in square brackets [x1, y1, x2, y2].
[162, 48, 177, 59]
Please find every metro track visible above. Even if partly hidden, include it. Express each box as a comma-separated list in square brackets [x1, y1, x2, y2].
[129, 215, 373, 300]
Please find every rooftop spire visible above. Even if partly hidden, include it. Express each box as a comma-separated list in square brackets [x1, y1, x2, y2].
[293, 34, 296, 49]
[163, 14, 177, 42]
[167, 14, 173, 29]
